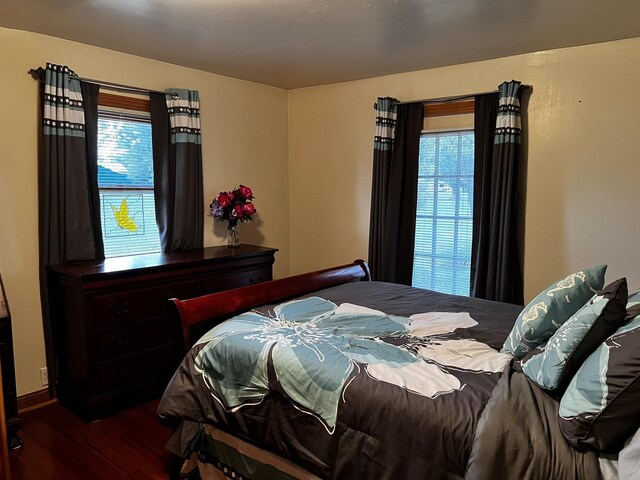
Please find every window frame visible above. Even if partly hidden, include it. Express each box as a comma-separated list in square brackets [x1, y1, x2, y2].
[97, 92, 161, 258]
[413, 125, 475, 296]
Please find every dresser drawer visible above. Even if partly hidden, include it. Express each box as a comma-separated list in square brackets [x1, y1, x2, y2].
[96, 316, 177, 361]
[94, 281, 193, 328]
[97, 344, 178, 392]
[196, 266, 271, 295]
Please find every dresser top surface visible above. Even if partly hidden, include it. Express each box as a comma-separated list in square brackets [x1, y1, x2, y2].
[49, 244, 278, 280]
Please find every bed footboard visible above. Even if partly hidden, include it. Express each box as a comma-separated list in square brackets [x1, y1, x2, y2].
[170, 259, 371, 350]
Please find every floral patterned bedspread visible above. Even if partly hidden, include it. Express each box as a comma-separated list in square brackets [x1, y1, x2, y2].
[192, 295, 512, 435]
[159, 281, 593, 479]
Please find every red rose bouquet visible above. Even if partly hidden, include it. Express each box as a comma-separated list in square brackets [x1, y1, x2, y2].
[209, 185, 257, 229]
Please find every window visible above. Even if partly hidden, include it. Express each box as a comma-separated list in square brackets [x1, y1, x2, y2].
[97, 112, 162, 257]
[412, 130, 474, 295]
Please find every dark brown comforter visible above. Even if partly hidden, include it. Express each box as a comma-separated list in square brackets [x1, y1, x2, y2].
[158, 281, 601, 479]
[467, 368, 602, 479]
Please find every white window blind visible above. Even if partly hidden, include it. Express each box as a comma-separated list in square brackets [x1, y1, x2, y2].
[98, 116, 162, 258]
[412, 131, 474, 295]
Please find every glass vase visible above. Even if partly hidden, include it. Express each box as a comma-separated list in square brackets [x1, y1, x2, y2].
[228, 224, 240, 248]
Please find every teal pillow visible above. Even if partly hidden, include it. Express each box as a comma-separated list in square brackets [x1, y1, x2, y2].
[559, 301, 640, 451]
[519, 278, 627, 390]
[501, 265, 607, 358]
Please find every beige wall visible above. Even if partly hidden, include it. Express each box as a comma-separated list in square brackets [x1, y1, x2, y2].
[0, 27, 289, 395]
[289, 38, 640, 302]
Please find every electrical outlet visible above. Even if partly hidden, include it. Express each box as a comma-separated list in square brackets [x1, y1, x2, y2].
[40, 367, 48, 386]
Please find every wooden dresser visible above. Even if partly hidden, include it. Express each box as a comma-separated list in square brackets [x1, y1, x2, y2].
[48, 244, 277, 421]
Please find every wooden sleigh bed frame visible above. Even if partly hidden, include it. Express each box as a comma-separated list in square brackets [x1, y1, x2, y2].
[170, 259, 371, 351]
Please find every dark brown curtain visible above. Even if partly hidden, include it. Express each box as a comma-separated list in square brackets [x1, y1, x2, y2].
[150, 90, 203, 251]
[80, 81, 105, 259]
[379, 102, 424, 285]
[150, 93, 174, 249]
[471, 82, 525, 305]
[37, 64, 102, 390]
[368, 97, 398, 280]
[471, 93, 499, 298]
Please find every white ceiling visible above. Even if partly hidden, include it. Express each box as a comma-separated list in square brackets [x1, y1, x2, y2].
[2, 0, 640, 89]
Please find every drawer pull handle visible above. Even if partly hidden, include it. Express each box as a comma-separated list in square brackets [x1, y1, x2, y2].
[111, 333, 131, 349]
[113, 364, 133, 380]
[249, 277, 262, 285]
[109, 301, 129, 317]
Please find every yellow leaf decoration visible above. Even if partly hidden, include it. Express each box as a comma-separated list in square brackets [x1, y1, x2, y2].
[110, 198, 138, 232]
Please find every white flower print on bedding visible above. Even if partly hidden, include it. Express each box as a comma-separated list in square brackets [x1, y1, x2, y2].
[408, 311, 478, 336]
[417, 339, 512, 373]
[366, 360, 461, 397]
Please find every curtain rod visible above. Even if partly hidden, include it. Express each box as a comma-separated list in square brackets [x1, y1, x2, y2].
[395, 90, 496, 105]
[394, 85, 532, 105]
[27, 68, 177, 98]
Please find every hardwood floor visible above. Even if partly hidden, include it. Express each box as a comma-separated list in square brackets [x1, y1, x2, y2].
[8, 399, 175, 479]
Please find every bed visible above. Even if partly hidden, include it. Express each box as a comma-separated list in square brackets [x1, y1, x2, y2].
[157, 260, 627, 480]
